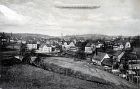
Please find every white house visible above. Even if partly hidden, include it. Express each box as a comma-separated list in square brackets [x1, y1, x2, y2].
[120, 44, 124, 49]
[22, 40, 26, 44]
[129, 64, 140, 70]
[69, 41, 75, 47]
[27, 44, 37, 50]
[125, 42, 131, 49]
[113, 46, 120, 51]
[96, 43, 103, 48]
[62, 41, 75, 50]
[38, 44, 52, 53]
[85, 43, 95, 54]
[69, 46, 78, 52]
[113, 44, 124, 51]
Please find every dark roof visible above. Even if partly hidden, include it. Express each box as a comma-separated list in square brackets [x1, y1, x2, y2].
[75, 41, 83, 47]
[102, 58, 113, 67]
[133, 47, 140, 58]
[93, 52, 107, 61]
[112, 51, 122, 56]
[52, 42, 59, 46]
[85, 43, 92, 47]
[67, 41, 74, 45]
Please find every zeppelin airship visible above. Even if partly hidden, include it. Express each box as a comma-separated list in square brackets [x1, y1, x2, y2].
[54, 1, 100, 9]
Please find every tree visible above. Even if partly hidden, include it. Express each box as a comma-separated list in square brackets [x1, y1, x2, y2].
[30, 49, 36, 56]
[0, 32, 10, 50]
[22, 53, 31, 64]
[20, 43, 27, 56]
[131, 36, 140, 47]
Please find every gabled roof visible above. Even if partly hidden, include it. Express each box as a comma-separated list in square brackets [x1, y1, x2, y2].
[102, 58, 113, 67]
[67, 41, 74, 45]
[62, 41, 74, 45]
[111, 51, 125, 62]
[85, 43, 92, 47]
[93, 52, 109, 61]
[118, 52, 125, 61]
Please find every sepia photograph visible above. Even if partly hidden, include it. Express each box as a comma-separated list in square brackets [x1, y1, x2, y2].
[0, 0, 140, 89]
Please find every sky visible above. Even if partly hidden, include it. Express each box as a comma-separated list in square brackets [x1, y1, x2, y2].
[0, 0, 140, 36]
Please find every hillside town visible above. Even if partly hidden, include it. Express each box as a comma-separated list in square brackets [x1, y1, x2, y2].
[0, 32, 140, 87]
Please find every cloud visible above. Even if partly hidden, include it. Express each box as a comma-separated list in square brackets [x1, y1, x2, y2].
[0, 5, 29, 24]
[0, 0, 140, 36]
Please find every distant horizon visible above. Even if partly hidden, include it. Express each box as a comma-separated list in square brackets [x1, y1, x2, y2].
[1, 31, 139, 37]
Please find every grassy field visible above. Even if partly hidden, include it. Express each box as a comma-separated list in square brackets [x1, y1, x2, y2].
[0, 64, 136, 89]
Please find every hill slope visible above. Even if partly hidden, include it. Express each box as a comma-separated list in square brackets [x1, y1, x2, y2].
[0, 64, 137, 89]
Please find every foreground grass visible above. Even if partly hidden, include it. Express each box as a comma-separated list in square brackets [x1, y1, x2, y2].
[0, 64, 136, 89]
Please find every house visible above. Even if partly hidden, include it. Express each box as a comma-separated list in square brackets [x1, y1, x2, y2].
[53, 44, 62, 53]
[113, 44, 124, 51]
[37, 41, 40, 44]
[38, 44, 52, 53]
[69, 46, 78, 52]
[117, 51, 125, 62]
[129, 64, 140, 70]
[127, 52, 140, 72]
[10, 37, 15, 43]
[21, 40, 26, 44]
[96, 43, 103, 48]
[120, 44, 124, 49]
[67, 41, 77, 51]
[111, 51, 125, 62]
[113, 45, 120, 51]
[101, 58, 113, 67]
[17, 40, 22, 43]
[92, 52, 110, 65]
[112, 69, 120, 75]
[85, 43, 95, 54]
[125, 42, 131, 49]
[46, 40, 51, 44]
[62, 41, 75, 50]
[69, 41, 75, 47]
[27, 44, 38, 50]
[73, 39, 77, 44]
[124, 41, 132, 51]
[127, 70, 136, 75]
[17, 40, 26, 44]
[63, 41, 68, 46]
[62, 41, 67, 50]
